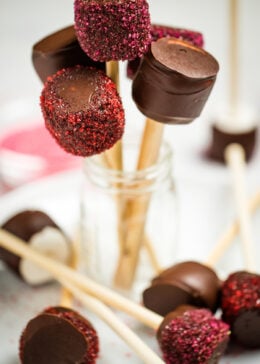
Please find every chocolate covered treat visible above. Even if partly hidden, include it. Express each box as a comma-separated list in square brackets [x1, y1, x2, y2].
[127, 24, 204, 79]
[143, 261, 221, 316]
[0, 210, 71, 285]
[221, 271, 260, 348]
[207, 123, 257, 163]
[157, 305, 230, 364]
[74, 0, 151, 62]
[40, 65, 125, 157]
[19, 306, 99, 364]
[32, 25, 105, 83]
[132, 37, 219, 124]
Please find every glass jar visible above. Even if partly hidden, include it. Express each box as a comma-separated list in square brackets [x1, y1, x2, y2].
[79, 141, 178, 298]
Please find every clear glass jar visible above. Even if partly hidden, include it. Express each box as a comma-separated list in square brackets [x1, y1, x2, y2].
[79, 141, 178, 298]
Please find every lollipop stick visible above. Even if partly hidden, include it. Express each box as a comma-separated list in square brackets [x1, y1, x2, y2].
[60, 228, 81, 307]
[206, 189, 260, 267]
[59, 279, 164, 364]
[114, 119, 164, 288]
[104, 60, 123, 170]
[224, 143, 256, 271]
[229, 0, 238, 114]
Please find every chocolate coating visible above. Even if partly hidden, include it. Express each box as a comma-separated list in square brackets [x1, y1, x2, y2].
[40, 66, 125, 157]
[32, 25, 105, 83]
[143, 261, 221, 316]
[0, 210, 58, 275]
[132, 37, 219, 124]
[127, 24, 204, 79]
[20, 306, 99, 364]
[207, 124, 257, 163]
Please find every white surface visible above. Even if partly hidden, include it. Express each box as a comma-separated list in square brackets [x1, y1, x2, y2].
[0, 170, 259, 363]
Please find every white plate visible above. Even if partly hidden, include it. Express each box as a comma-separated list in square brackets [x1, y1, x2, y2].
[0, 170, 259, 363]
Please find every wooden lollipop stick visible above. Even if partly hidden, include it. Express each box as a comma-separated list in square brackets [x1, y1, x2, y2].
[0, 228, 161, 330]
[224, 143, 256, 271]
[59, 279, 164, 364]
[114, 119, 164, 288]
[104, 60, 123, 170]
[229, 0, 238, 114]
[0, 185, 259, 331]
[206, 189, 260, 267]
[60, 229, 81, 307]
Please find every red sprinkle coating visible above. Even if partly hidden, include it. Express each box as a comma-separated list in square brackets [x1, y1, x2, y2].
[159, 308, 230, 364]
[127, 24, 204, 79]
[74, 0, 151, 61]
[221, 271, 260, 325]
[40, 66, 125, 157]
[150, 24, 204, 46]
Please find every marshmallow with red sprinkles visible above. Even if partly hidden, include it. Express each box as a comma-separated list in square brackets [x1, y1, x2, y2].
[127, 24, 204, 79]
[158, 305, 230, 364]
[74, 0, 151, 62]
[40, 65, 125, 157]
[221, 271, 260, 348]
[19, 306, 99, 364]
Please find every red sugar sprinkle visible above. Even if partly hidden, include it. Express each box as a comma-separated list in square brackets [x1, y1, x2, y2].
[221, 270, 260, 349]
[40, 66, 125, 157]
[74, 0, 151, 61]
[221, 271, 260, 323]
[159, 308, 230, 364]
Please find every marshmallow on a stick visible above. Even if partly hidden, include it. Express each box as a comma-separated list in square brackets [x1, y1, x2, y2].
[114, 37, 219, 288]
[127, 24, 204, 79]
[0, 210, 71, 286]
[40, 65, 125, 157]
[143, 261, 221, 316]
[207, 0, 257, 272]
[74, 0, 151, 62]
[142, 190, 260, 317]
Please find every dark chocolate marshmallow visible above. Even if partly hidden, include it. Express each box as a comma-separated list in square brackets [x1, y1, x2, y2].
[132, 37, 219, 124]
[32, 25, 105, 83]
[207, 124, 257, 163]
[0, 210, 58, 274]
[20, 306, 99, 364]
[143, 261, 221, 316]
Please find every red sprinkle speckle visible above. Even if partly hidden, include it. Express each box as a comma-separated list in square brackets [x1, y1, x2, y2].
[221, 271, 260, 322]
[159, 308, 230, 364]
[221, 271, 260, 336]
[74, 0, 151, 61]
[40, 66, 125, 157]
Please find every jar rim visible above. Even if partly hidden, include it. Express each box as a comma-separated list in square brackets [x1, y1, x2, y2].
[83, 140, 173, 179]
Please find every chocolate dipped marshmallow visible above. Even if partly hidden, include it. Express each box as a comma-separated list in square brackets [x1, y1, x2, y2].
[132, 37, 219, 124]
[143, 261, 221, 316]
[0, 210, 71, 285]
